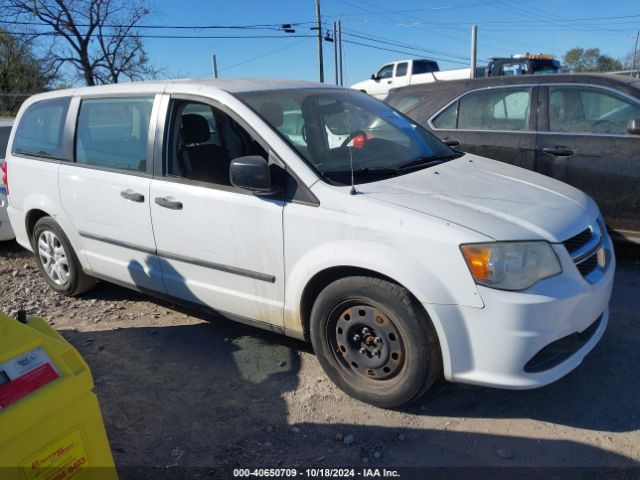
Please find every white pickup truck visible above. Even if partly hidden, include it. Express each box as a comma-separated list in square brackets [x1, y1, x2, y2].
[352, 59, 472, 100]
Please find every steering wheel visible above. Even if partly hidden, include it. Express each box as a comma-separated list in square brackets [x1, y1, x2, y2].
[341, 130, 368, 148]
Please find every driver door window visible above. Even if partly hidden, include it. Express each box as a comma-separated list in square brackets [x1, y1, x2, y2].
[548, 86, 640, 135]
[166, 100, 266, 187]
[376, 65, 394, 79]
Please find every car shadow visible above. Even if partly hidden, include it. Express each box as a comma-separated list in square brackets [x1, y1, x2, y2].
[117, 251, 640, 434]
[60, 323, 639, 479]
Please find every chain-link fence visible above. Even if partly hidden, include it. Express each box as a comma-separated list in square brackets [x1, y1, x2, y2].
[0, 94, 34, 117]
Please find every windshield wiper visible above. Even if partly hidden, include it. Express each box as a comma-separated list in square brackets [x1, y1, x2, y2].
[322, 166, 400, 178]
[397, 152, 463, 171]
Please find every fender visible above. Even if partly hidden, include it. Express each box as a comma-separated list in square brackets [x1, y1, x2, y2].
[283, 238, 485, 336]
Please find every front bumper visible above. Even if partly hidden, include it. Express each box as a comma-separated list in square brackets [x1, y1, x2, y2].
[427, 237, 615, 389]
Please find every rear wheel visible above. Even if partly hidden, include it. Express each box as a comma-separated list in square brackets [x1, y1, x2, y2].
[32, 217, 96, 296]
[310, 276, 441, 408]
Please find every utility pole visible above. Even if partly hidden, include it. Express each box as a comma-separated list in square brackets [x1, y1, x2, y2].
[470, 25, 477, 79]
[316, 0, 324, 82]
[212, 54, 218, 78]
[631, 31, 639, 78]
[338, 19, 344, 86]
[333, 21, 339, 85]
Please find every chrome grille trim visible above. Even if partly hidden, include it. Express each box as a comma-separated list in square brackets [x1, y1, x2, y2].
[567, 224, 602, 264]
[563, 219, 609, 284]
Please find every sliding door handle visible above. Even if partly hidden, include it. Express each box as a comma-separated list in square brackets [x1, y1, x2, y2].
[155, 196, 183, 210]
[120, 190, 145, 202]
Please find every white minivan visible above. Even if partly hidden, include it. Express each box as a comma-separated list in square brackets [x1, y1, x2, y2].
[5, 79, 615, 407]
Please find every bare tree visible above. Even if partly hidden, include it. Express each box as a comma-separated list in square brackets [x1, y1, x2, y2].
[2, 0, 158, 85]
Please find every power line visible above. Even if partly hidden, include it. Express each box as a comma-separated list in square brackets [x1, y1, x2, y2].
[330, 0, 504, 18]
[0, 19, 319, 30]
[343, 12, 640, 27]
[6, 30, 316, 39]
[219, 38, 312, 72]
[340, 28, 471, 61]
[332, 0, 507, 55]
[333, 0, 475, 47]
[342, 38, 469, 66]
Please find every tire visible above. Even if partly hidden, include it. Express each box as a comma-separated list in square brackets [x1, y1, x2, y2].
[32, 217, 96, 296]
[310, 276, 442, 408]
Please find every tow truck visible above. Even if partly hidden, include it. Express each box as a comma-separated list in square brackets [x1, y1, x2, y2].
[485, 53, 561, 77]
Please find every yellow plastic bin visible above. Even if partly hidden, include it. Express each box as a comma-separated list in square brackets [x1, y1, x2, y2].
[0, 311, 117, 480]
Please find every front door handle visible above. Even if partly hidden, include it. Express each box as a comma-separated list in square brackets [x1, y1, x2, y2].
[120, 190, 145, 202]
[387, 80, 393, 84]
[441, 137, 460, 147]
[155, 196, 183, 210]
[542, 146, 574, 157]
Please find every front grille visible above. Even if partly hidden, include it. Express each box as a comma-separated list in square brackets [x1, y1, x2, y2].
[577, 255, 598, 276]
[562, 220, 607, 283]
[563, 228, 593, 255]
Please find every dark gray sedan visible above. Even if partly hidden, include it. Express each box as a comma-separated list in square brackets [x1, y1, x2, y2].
[386, 74, 640, 242]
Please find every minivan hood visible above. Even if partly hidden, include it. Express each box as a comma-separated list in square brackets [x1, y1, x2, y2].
[360, 154, 597, 242]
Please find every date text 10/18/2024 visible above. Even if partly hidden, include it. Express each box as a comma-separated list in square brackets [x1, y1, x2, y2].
[232, 468, 401, 478]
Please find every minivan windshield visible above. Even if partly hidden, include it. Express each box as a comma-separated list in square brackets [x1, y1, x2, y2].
[237, 89, 458, 185]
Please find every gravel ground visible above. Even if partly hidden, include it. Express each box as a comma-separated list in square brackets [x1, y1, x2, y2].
[1, 240, 639, 479]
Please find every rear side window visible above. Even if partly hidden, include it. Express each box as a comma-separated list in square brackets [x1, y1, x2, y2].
[75, 97, 154, 172]
[12, 98, 70, 160]
[412, 60, 439, 75]
[432, 102, 458, 129]
[457, 88, 531, 131]
[395, 62, 408, 77]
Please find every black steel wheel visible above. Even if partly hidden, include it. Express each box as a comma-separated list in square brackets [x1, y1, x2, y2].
[310, 276, 442, 408]
[331, 304, 404, 381]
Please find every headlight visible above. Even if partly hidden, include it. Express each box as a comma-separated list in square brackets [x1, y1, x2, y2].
[460, 241, 561, 291]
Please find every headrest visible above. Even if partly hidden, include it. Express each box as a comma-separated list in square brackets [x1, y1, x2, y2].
[182, 114, 210, 144]
[260, 102, 284, 128]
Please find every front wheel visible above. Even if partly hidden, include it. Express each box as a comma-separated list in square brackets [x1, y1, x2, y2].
[310, 276, 442, 408]
[32, 217, 96, 296]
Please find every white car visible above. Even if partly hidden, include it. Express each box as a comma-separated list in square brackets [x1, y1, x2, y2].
[4, 80, 614, 407]
[0, 119, 15, 241]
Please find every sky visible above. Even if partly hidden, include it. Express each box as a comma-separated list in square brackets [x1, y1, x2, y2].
[61, 0, 640, 85]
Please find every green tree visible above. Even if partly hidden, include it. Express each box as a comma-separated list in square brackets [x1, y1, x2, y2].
[0, 29, 54, 92]
[0, 29, 56, 113]
[563, 47, 622, 73]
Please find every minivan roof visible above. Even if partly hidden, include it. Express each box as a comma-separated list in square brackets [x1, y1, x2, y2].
[20, 78, 339, 103]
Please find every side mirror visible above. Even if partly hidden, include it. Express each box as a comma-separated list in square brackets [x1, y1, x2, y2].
[371, 74, 378, 81]
[229, 155, 279, 195]
[627, 118, 640, 135]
